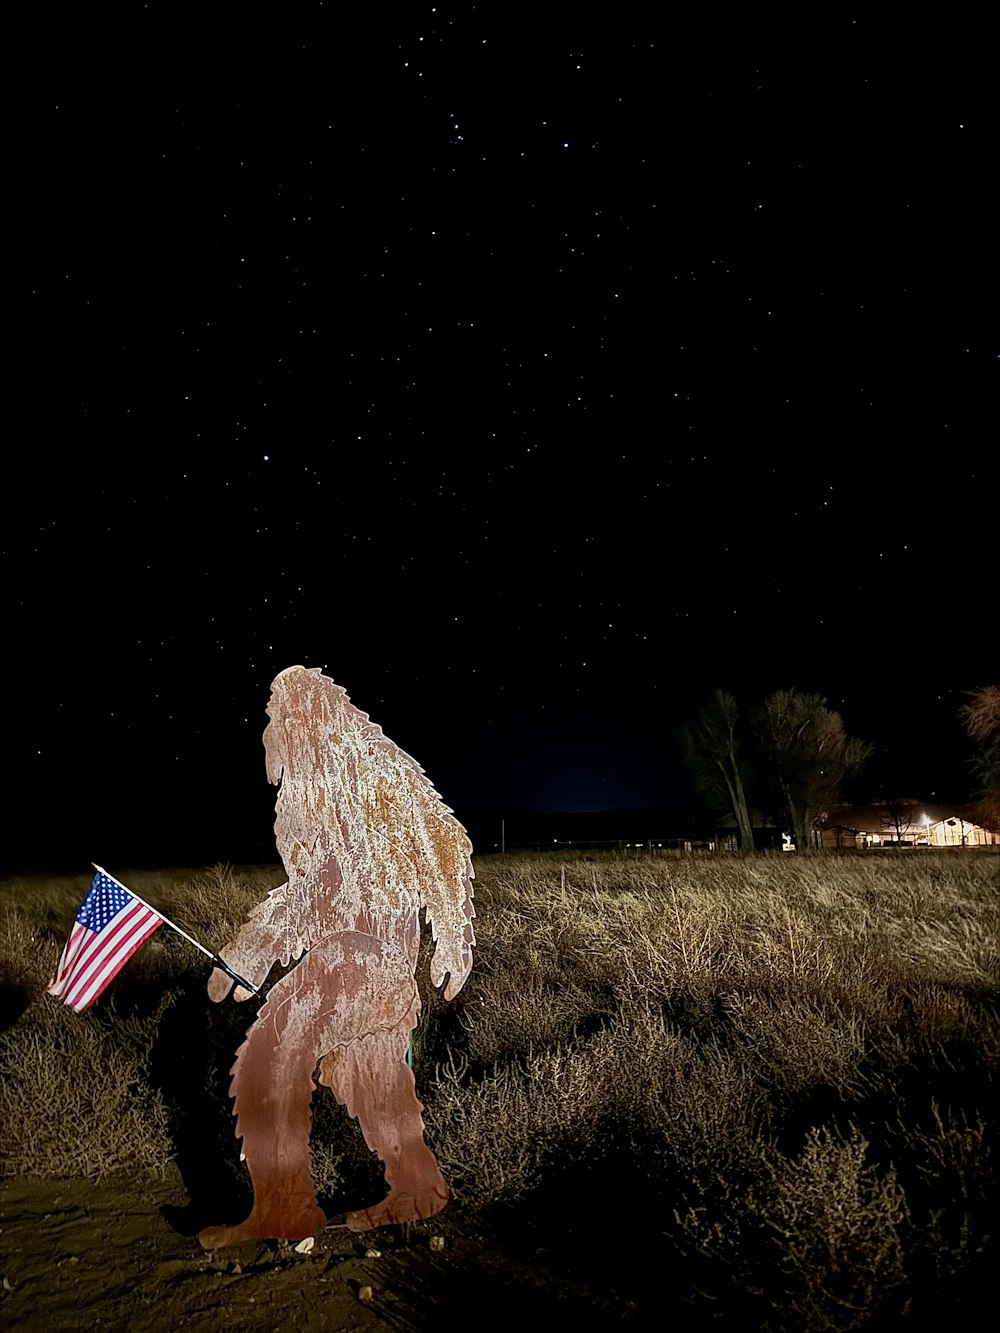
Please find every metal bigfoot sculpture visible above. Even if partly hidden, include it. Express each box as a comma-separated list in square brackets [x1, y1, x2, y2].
[198, 666, 475, 1248]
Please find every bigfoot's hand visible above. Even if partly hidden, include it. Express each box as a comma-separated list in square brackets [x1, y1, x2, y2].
[207, 958, 265, 1003]
[428, 873, 476, 1002]
[207, 882, 291, 1002]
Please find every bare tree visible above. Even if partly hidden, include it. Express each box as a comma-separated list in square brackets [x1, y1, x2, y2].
[681, 690, 756, 850]
[754, 690, 872, 853]
[961, 684, 1000, 831]
[876, 797, 921, 846]
[960, 684, 1000, 741]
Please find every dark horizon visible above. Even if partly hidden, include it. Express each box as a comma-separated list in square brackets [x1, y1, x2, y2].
[3, 678, 987, 876]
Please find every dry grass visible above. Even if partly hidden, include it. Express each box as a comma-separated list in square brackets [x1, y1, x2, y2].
[2, 849, 997, 1328]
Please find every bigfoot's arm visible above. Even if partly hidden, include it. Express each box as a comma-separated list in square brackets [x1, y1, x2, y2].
[207, 881, 297, 1002]
[427, 881, 475, 1001]
[419, 819, 476, 1002]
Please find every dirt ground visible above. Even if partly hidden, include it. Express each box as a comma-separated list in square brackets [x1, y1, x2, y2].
[1, 1169, 648, 1331]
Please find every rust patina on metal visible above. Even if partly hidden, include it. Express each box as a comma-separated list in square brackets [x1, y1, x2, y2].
[198, 666, 475, 1248]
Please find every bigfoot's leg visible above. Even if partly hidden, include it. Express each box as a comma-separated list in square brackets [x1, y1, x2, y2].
[318, 1025, 449, 1231]
[198, 984, 327, 1248]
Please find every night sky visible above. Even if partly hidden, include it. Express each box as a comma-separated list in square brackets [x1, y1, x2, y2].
[8, 8, 996, 872]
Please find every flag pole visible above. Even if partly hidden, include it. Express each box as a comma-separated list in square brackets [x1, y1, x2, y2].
[92, 863, 260, 995]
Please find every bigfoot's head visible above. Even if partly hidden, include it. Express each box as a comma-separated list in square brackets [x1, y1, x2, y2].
[263, 666, 349, 875]
[263, 665, 333, 786]
[260, 667, 475, 991]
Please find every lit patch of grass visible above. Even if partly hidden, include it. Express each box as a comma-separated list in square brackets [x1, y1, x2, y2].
[2, 850, 997, 1326]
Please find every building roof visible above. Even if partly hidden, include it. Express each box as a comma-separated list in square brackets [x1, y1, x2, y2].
[820, 801, 988, 832]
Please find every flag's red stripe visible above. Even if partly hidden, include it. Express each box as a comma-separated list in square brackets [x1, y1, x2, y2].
[65, 909, 160, 1002]
[56, 902, 163, 1011]
[49, 921, 89, 992]
[57, 900, 152, 994]
[61, 902, 161, 1007]
[62, 914, 162, 1012]
[66, 915, 162, 1012]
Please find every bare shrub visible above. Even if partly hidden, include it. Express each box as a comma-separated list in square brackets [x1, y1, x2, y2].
[609, 999, 767, 1186]
[675, 1128, 909, 1330]
[724, 992, 870, 1100]
[427, 1037, 612, 1211]
[890, 1103, 994, 1295]
[2, 849, 996, 1326]
[1, 997, 173, 1179]
[760, 1127, 908, 1330]
[307, 1085, 349, 1200]
[171, 863, 279, 954]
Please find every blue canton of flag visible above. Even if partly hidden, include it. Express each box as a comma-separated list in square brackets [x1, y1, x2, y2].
[48, 871, 163, 1012]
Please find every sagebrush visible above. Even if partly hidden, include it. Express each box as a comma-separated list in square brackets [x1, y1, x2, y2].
[2, 851, 997, 1330]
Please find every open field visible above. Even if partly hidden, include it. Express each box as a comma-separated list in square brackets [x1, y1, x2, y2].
[2, 850, 998, 1330]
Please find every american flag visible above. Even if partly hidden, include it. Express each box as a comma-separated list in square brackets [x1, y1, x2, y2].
[48, 870, 164, 1012]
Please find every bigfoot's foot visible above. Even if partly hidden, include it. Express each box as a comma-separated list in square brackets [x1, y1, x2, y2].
[198, 1203, 328, 1250]
[347, 1179, 449, 1232]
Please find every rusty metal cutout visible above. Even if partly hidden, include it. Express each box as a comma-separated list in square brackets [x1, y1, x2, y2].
[198, 667, 475, 1247]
